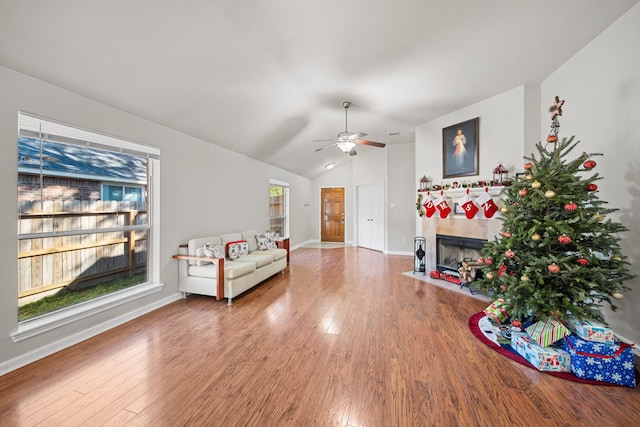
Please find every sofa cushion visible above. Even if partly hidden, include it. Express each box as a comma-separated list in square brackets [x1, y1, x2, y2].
[224, 260, 256, 279]
[188, 259, 256, 279]
[241, 229, 259, 252]
[237, 253, 274, 268]
[220, 233, 243, 246]
[252, 248, 287, 261]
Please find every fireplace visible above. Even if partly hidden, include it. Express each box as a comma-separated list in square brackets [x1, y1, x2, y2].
[436, 234, 486, 274]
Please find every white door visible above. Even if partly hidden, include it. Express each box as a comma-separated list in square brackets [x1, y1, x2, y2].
[357, 181, 384, 251]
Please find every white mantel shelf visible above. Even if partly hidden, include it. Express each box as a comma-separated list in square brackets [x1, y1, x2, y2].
[418, 186, 506, 198]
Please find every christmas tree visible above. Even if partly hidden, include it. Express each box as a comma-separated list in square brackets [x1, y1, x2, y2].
[475, 98, 634, 322]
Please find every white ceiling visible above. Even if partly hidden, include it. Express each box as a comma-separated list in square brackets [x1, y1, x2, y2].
[1, 0, 637, 179]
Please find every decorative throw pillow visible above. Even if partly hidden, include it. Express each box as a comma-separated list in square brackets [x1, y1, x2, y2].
[225, 240, 249, 260]
[195, 247, 212, 266]
[265, 231, 278, 249]
[256, 233, 270, 251]
[256, 233, 277, 250]
[202, 242, 223, 259]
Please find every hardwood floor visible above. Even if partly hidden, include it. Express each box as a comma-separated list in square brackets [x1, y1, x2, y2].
[1, 247, 639, 426]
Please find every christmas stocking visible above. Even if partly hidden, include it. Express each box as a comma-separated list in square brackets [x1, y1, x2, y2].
[458, 193, 479, 219]
[434, 195, 452, 218]
[422, 193, 437, 218]
[476, 192, 499, 218]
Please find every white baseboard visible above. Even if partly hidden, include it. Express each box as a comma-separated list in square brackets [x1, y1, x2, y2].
[0, 293, 182, 377]
[384, 250, 413, 256]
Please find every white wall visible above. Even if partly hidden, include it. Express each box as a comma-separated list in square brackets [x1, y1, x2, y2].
[0, 65, 312, 369]
[387, 143, 416, 254]
[540, 3, 640, 345]
[415, 86, 528, 234]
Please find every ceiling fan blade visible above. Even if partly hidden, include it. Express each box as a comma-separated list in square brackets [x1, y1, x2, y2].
[312, 138, 338, 143]
[315, 142, 337, 152]
[348, 147, 358, 156]
[348, 132, 367, 140]
[358, 140, 386, 148]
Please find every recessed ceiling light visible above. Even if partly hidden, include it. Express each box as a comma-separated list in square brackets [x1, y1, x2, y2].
[388, 131, 400, 137]
[324, 162, 336, 170]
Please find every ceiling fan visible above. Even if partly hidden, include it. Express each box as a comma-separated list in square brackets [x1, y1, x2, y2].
[314, 101, 386, 156]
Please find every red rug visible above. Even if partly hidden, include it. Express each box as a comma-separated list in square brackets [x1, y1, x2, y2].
[468, 312, 636, 386]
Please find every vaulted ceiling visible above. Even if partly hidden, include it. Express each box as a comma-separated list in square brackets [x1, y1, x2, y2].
[1, 0, 637, 179]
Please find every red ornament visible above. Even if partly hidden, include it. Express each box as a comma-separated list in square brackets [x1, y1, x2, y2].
[485, 258, 493, 265]
[564, 202, 578, 212]
[548, 263, 560, 273]
[500, 231, 512, 238]
[586, 183, 598, 192]
[577, 258, 589, 266]
[505, 249, 515, 259]
[500, 284, 507, 291]
[583, 160, 597, 169]
[518, 188, 528, 196]
[498, 265, 507, 277]
[547, 134, 558, 143]
[558, 234, 572, 245]
[477, 257, 484, 265]
[524, 162, 533, 170]
[511, 319, 522, 329]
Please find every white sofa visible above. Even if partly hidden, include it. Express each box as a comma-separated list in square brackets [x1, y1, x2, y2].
[175, 229, 287, 305]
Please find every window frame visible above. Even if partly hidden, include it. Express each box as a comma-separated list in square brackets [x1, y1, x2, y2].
[269, 179, 289, 238]
[12, 112, 162, 342]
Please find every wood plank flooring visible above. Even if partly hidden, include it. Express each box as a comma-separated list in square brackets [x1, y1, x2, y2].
[1, 247, 639, 426]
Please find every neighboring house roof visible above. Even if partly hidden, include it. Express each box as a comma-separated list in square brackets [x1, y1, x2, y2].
[18, 137, 147, 184]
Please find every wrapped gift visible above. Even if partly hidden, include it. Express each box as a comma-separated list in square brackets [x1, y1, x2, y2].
[525, 317, 571, 347]
[483, 298, 510, 324]
[562, 335, 636, 387]
[566, 315, 615, 344]
[511, 332, 571, 372]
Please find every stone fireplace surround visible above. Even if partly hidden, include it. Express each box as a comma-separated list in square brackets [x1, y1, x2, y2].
[419, 188, 504, 274]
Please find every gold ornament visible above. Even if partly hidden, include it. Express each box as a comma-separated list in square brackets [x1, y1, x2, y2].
[611, 255, 622, 262]
[531, 181, 542, 189]
[544, 190, 556, 198]
[485, 272, 495, 280]
[501, 206, 509, 213]
[521, 275, 530, 282]
[612, 292, 624, 300]
[531, 233, 541, 241]
[592, 213, 604, 222]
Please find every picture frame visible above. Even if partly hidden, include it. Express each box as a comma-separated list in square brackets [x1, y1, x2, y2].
[443, 117, 479, 178]
[454, 203, 465, 215]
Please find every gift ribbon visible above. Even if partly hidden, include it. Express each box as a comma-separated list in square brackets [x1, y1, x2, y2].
[563, 337, 634, 359]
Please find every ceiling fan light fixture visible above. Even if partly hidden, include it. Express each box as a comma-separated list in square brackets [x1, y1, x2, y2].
[337, 141, 357, 153]
[324, 162, 336, 170]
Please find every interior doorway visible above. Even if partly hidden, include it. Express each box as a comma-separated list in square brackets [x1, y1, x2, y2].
[320, 187, 345, 242]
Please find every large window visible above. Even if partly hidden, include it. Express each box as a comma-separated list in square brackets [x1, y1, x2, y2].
[269, 179, 289, 238]
[16, 112, 160, 325]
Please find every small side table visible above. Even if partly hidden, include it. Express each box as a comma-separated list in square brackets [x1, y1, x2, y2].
[275, 237, 290, 264]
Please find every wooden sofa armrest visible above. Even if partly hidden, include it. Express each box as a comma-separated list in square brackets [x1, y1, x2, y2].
[172, 253, 225, 301]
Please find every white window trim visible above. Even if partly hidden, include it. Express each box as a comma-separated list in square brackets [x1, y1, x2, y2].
[15, 113, 162, 341]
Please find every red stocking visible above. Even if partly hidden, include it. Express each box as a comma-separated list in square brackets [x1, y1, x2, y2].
[458, 193, 479, 219]
[476, 192, 499, 218]
[434, 195, 452, 218]
[422, 193, 436, 218]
